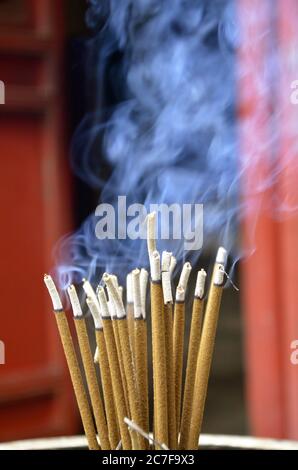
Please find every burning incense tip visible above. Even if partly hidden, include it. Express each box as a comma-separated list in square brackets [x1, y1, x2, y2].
[161, 251, 172, 272]
[147, 212, 157, 256]
[111, 274, 120, 290]
[82, 279, 98, 306]
[178, 262, 192, 288]
[132, 269, 142, 319]
[44, 274, 63, 311]
[216, 247, 227, 266]
[140, 269, 148, 316]
[176, 262, 192, 301]
[103, 274, 126, 319]
[195, 269, 207, 299]
[169, 256, 177, 276]
[126, 272, 133, 304]
[67, 284, 83, 317]
[162, 251, 173, 303]
[107, 300, 116, 319]
[87, 296, 103, 329]
[214, 264, 225, 286]
[150, 250, 161, 282]
[162, 270, 173, 304]
[176, 285, 185, 302]
[97, 286, 110, 319]
[119, 286, 123, 300]
[111, 275, 124, 302]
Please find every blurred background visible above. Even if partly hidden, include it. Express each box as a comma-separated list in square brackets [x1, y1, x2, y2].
[0, 0, 297, 444]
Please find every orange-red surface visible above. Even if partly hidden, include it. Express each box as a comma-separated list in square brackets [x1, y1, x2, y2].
[0, 0, 78, 441]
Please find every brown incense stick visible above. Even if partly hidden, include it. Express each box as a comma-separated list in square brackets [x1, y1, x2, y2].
[134, 319, 148, 433]
[95, 328, 120, 448]
[164, 302, 177, 448]
[151, 279, 168, 447]
[161, 251, 177, 449]
[126, 272, 135, 362]
[108, 297, 131, 418]
[97, 286, 132, 450]
[179, 270, 206, 449]
[45, 234, 229, 451]
[150, 250, 168, 448]
[68, 286, 110, 450]
[210, 247, 227, 284]
[104, 274, 145, 450]
[132, 269, 149, 446]
[44, 276, 99, 451]
[87, 295, 120, 449]
[173, 288, 185, 439]
[55, 312, 100, 450]
[173, 262, 192, 437]
[85, 277, 129, 411]
[187, 261, 225, 449]
[74, 318, 111, 449]
[109, 275, 132, 426]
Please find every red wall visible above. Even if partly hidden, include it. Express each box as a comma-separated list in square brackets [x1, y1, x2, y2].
[0, 0, 78, 441]
[239, 0, 298, 440]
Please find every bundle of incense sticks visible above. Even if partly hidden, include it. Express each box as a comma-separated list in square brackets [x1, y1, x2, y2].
[44, 212, 228, 450]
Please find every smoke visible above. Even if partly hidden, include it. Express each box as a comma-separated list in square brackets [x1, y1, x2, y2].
[54, 0, 297, 288]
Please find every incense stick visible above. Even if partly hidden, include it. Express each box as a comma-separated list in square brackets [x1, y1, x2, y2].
[87, 296, 120, 449]
[68, 285, 110, 450]
[108, 277, 131, 417]
[126, 272, 135, 363]
[149, 249, 169, 447]
[210, 247, 227, 283]
[45, 228, 230, 452]
[132, 269, 149, 445]
[97, 286, 132, 450]
[44, 275, 99, 451]
[187, 259, 225, 449]
[111, 275, 134, 423]
[82, 278, 98, 305]
[161, 251, 172, 303]
[161, 251, 177, 449]
[140, 268, 149, 316]
[169, 255, 177, 277]
[173, 262, 192, 437]
[173, 286, 185, 441]
[179, 269, 206, 449]
[104, 274, 144, 450]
